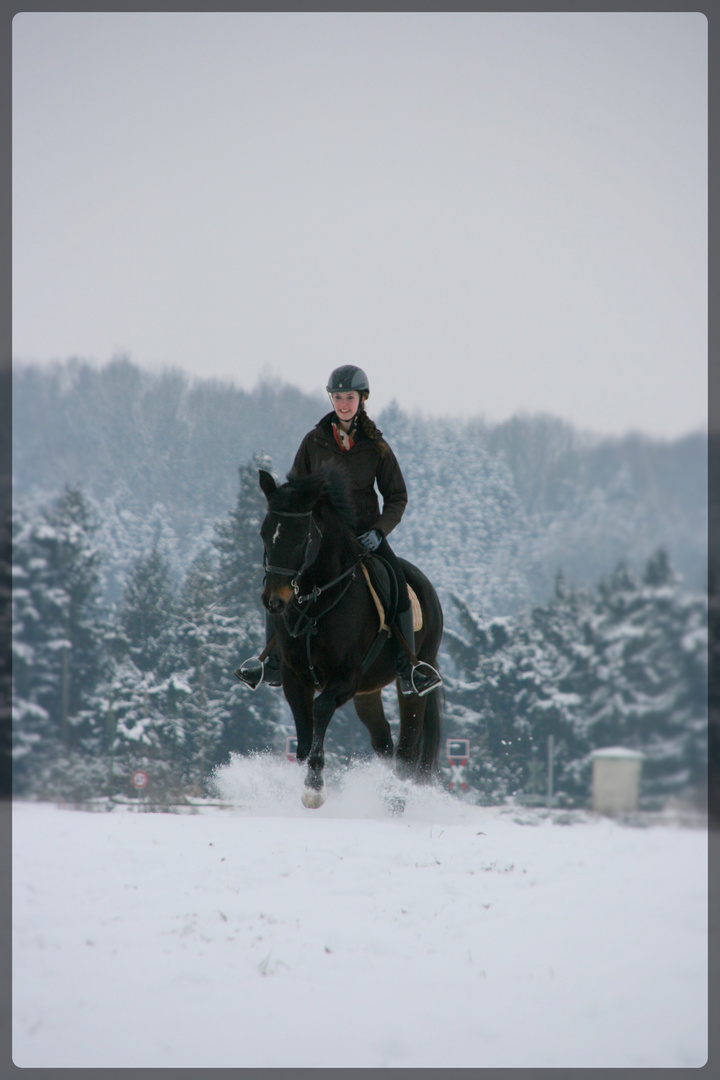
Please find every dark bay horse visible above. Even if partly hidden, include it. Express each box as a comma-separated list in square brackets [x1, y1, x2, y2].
[257, 467, 443, 808]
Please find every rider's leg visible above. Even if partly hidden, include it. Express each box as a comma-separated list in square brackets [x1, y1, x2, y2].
[234, 613, 282, 690]
[375, 538, 442, 697]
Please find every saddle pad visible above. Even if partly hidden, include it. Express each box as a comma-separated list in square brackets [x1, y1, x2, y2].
[408, 587, 423, 632]
[361, 563, 422, 632]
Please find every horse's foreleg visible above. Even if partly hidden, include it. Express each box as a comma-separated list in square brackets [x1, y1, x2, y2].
[303, 680, 348, 808]
[282, 669, 315, 762]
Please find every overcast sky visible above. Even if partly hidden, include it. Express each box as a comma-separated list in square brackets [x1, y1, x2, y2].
[12, 11, 707, 438]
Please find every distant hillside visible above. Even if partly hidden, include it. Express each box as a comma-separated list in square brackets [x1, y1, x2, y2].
[12, 357, 325, 539]
[481, 412, 707, 600]
[12, 359, 707, 611]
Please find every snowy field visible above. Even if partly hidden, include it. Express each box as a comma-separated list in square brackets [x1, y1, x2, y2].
[13, 756, 708, 1069]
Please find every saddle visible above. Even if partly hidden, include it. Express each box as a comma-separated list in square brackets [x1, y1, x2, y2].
[361, 555, 423, 632]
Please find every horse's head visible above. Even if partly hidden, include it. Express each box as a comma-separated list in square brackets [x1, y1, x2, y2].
[258, 469, 326, 614]
[258, 466, 357, 615]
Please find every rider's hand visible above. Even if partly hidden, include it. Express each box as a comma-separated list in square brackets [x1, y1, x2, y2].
[358, 528, 383, 552]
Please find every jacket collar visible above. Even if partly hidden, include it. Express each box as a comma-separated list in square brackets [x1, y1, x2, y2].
[315, 411, 367, 446]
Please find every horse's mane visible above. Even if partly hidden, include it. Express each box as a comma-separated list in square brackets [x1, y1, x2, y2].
[282, 465, 357, 533]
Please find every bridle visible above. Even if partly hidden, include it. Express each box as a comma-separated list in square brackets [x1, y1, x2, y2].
[262, 509, 320, 580]
[262, 507, 363, 605]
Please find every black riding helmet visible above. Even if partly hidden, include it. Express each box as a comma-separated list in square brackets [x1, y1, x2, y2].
[326, 365, 370, 397]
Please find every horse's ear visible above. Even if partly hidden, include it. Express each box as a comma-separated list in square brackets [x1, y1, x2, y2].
[259, 470, 277, 497]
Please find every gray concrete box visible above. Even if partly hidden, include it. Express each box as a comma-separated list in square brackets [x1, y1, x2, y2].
[591, 747, 644, 814]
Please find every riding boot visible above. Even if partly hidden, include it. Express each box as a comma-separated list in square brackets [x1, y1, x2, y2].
[394, 605, 442, 697]
[234, 618, 282, 691]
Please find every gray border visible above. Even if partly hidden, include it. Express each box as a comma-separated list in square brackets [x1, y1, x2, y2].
[4, 4, 713, 1080]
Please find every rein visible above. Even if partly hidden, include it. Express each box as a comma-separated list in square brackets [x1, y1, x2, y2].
[292, 558, 360, 606]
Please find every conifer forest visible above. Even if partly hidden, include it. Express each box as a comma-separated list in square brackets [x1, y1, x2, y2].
[10, 358, 709, 809]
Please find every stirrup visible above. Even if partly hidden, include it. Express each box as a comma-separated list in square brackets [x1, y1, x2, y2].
[234, 657, 264, 691]
[398, 661, 442, 698]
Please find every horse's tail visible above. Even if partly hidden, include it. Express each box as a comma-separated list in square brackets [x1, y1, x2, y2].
[418, 680, 443, 782]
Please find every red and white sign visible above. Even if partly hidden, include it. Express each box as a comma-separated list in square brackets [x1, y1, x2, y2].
[446, 739, 470, 791]
[285, 736, 298, 762]
[447, 739, 470, 766]
[132, 770, 149, 789]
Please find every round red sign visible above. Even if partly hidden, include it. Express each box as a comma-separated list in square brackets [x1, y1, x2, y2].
[132, 770, 149, 789]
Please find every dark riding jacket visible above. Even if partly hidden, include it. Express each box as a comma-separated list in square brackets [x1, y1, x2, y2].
[290, 412, 408, 538]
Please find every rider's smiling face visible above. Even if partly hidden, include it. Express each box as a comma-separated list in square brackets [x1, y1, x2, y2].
[330, 391, 361, 426]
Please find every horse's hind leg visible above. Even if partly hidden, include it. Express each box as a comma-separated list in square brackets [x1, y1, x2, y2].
[395, 691, 426, 780]
[353, 691, 393, 759]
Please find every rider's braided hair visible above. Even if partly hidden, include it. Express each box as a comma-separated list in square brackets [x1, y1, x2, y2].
[356, 401, 390, 458]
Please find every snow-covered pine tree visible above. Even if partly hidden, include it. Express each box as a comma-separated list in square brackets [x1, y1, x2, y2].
[0, 497, 11, 794]
[171, 547, 228, 790]
[45, 486, 106, 730]
[0, 370, 9, 796]
[510, 574, 596, 803]
[378, 403, 529, 617]
[11, 502, 45, 777]
[12, 486, 108, 798]
[102, 657, 192, 802]
[210, 453, 286, 760]
[441, 593, 522, 802]
[580, 550, 707, 805]
[640, 551, 707, 804]
[103, 545, 192, 801]
[117, 547, 178, 676]
[475, 580, 589, 806]
[95, 483, 183, 604]
[708, 562, 720, 823]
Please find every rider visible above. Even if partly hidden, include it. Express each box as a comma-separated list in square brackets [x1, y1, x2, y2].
[235, 365, 442, 697]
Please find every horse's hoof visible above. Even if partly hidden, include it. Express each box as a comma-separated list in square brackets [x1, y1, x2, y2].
[382, 774, 408, 815]
[302, 786, 326, 809]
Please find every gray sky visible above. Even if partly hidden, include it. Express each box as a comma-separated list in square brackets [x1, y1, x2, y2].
[12, 11, 707, 438]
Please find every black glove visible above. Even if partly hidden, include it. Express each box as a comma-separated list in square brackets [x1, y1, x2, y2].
[358, 528, 383, 552]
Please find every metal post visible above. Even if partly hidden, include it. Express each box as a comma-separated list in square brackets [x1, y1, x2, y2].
[547, 734, 554, 808]
[106, 704, 116, 798]
[60, 644, 69, 746]
[528, 746, 541, 794]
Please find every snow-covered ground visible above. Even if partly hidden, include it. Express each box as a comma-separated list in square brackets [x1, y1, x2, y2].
[13, 755, 707, 1069]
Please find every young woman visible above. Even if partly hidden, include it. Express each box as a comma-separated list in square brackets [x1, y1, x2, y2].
[236, 364, 442, 696]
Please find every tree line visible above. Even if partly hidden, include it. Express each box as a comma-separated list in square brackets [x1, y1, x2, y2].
[11, 461, 708, 808]
[13, 358, 708, 613]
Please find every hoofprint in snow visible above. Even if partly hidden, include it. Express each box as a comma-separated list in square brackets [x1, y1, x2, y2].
[12, 756, 707, 1070]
